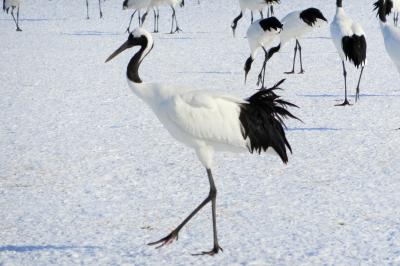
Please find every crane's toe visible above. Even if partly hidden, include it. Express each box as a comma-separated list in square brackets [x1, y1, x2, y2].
[147, 231, 179, 249]
[192, 245, 223, 256]
[335, 100, 352, 106]
[284, 70, 295, 74]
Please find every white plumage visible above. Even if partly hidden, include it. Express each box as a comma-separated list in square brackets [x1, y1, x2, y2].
[106, 28, 298, 255]
[375, 0, 400, 74]
[330, 0, 367, 106]
[3, 0, 22, 31]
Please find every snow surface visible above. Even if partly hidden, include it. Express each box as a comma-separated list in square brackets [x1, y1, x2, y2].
[1, 0, 400, 265]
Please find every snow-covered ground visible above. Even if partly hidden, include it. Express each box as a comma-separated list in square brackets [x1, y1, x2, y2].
[1, 0, 400, 264]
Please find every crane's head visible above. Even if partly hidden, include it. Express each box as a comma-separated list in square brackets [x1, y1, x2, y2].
[105, 28, 153, 63]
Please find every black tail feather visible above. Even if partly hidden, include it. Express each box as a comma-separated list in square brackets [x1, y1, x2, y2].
[239, 79, 300, 164]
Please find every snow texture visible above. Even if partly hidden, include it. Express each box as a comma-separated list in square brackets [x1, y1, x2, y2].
[1, 0, 400, 265]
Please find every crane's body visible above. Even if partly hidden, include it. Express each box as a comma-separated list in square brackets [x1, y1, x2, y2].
[279, 8, 327, 74]
[3, 0, 22, 31]
[330, 0, 367, 106]
[106, 28, 298, 255]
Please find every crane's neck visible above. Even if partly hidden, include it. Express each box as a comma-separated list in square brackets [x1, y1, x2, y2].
[127, 36, 153, 84]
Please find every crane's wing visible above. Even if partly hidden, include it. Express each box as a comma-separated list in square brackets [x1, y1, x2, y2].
[163, 90, 247, 148]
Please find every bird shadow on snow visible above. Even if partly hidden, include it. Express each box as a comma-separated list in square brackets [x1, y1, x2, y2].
[297, 93, 400, 98]
[0, 245, 101, 253]
[287, 127, 340, 132]
[61, 31, 120, 36]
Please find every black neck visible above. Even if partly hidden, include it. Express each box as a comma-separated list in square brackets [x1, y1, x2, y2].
[379, 0, 388, 22]
[336, 0, 342, 7]
[127, 37, 151, 83]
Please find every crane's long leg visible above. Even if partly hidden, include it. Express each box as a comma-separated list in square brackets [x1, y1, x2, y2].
[169, 6, 182, 33]
[173, 7, 182, 32]
[259, 10, 263, 19]
[270, 5, 274, 16]
[141, 8, 149, 26]
[297, 40, 304, 74]
[257, 47, 269, 89]
[355, 66, 364, 102]
[86, 0, 89, 19]
[251, 11, 254, 23]
[231, 12, 243, 37]
[336, 61, 351, 106]
[193, 169, 222, 256]
[98, 0, 103, 18]
[10, 8, 20, 31]
[138, 10, 141, 26]
[285, 41, 298, 74]
[16, 5, 21, 31]
[156, 8, 160, 33]
[152, 8, 157, 32]
[148, 168, 222, 256]
[126, 10, 137, 33]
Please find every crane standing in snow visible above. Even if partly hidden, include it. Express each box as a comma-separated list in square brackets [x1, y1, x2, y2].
[141, 0, 185, 34]
[330, 0, 367, 106]
[279, 7, 327, 74]
[244, 17, 283, 88]
[374, 0, 400, 74]
[105, 28, 299, 255]
[3, 0, 22, 31]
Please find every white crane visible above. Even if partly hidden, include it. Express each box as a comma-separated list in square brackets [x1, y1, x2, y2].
[231, 0, 280, 36]
[374, 0, 400, 74]
[141, 0, 185, 33]
[85, 0, 104, 19]
[330, 0, 367, 106]
[105, 28, 299, 255]
[279, 7, 327, 74]
[3, 0, 22, 31]
[244, 17, 283, 88]
[123, 0, 152, 32]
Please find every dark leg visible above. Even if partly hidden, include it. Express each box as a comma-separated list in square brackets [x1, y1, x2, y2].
[10, 8, 19, 31]
[152, 9, 157, 32]
[193, 169, 223, 256]
[156, 9, 159, 32]
[270, 5, 274, 16]
[148, 168, 222, 256]
[138, 10, 141, 26]
[126, 10, 137, 33]
[16, 5, 21, 31]
[259, 10, 263, 18]
[355, 66, 364, 102]
[231, 12, 243, 37]
[251, 11, 254, 23]
[285, 41, 298, 74]
[98, 0, 103, 18]
[297, 40, 304, 74]
[173, 7, 182, 32]
[141, 10, 148, 26]
[86, 0, 89, 19]
[335, 61, 351, 106]
[257, 47, 269, 88]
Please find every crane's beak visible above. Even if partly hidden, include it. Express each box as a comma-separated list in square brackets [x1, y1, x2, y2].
[105, 41, 130, 63]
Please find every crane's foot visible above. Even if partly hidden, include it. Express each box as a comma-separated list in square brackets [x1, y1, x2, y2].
[335, 99, 352, 106]
[170, 27, 182, 34]
[16, 27, 22, 32]
[192, 245, 223, 256]
[284, 70, 295, 74]
[100, 12, 103, 19]
[126, 28, 131, 33]
[147, 230, 179, 249]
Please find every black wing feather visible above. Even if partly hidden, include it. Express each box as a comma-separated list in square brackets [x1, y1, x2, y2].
[342, 35, 367, 68]
[239, 79, 300, 164]
[299, 8, 327, 26]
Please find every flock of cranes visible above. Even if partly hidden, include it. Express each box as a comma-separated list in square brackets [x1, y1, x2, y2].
[2, 0, 399, 256]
